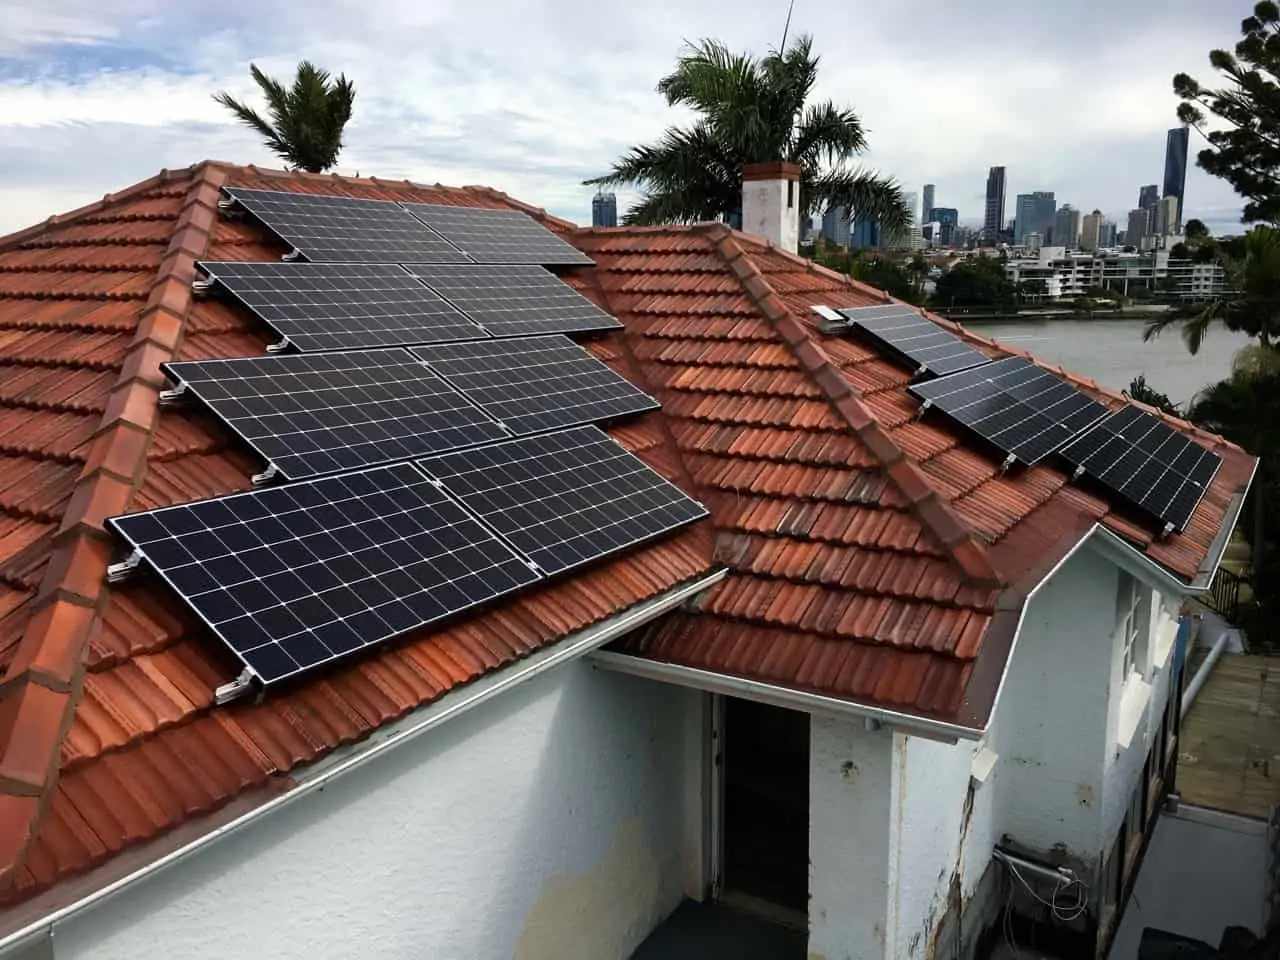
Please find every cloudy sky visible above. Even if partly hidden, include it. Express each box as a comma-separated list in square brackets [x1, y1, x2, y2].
[0, 0, 1254, 236]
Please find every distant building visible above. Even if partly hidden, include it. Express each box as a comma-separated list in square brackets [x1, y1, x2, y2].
[1138, 184, 1159, 225]
[1003, 246, 1226, 302]
[1162, 127, 1190, 233]
[821, 204, 852, 246]
[591, 191, 618, 228]
[1126, 208, 1150, 250]
[851, 215, 881, 249]
[1051, 204, 1081, 249]
[921, 184, 935, 227]
[1014, 191, 1056, 245]
[1099, 219, 1117, 248]
[982, 166, 1006, 245]
[1157, 195, 1180, 236]
[1079, 210, 1104, 251]
[930, 207, 959, 246]
[896, 191, 924, 249]
[1024, 231, 1043, 253]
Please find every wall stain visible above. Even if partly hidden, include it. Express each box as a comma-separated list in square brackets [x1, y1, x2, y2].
[515, 817, 664, 960]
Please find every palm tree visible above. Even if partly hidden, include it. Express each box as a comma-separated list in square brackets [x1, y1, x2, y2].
[585, 36, 910, 234]
[214, 61, 356, 174]
[1142, 224, 1280, 354]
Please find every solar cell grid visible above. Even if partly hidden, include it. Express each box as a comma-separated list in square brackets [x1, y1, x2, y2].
[845, 309, 991, 377]
[418, 426, 708, 576]
[196, 261, 486, 351]
[405, 263, 622, 337]
[108, 465, 540, 685]
[909, 357, 1109, 464]
[222, 187, 471, 263]
[412, 335, 658, 434]
[164, 349, 509, 479]
[1058, 405, 1221, 531]
[401, 203, 594, 266]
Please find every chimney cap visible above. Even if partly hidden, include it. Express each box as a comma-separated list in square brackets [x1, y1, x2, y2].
[742, 161, 801, 182]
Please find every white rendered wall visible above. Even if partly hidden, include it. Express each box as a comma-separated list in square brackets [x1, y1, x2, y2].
[51, 662, 700, 960]
[886, 733, 979, 960]
[808, 716, 893, 960]
[742, 177, 800, 253]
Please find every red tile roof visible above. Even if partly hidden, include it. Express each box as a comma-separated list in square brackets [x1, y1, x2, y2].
[0, 161, 1255, 906]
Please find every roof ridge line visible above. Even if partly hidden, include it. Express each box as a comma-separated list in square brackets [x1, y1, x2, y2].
[702, 224, 1002, 590]
[0, 160, 228, 894]
[0, 166, 203, 254]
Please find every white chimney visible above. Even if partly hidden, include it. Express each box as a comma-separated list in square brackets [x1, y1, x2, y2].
[741, 162, 801, 253]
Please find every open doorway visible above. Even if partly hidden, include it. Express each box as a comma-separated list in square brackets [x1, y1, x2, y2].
[718, 697, 810, 914]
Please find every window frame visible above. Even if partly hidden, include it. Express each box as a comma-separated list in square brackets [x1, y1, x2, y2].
[1117, 573, 1148, 681]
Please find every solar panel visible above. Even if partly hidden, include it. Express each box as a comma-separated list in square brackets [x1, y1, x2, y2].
[404, 264, 622, 337]
[195, 262, 485, 352]
[401, 203, 594, 267]
[107, 465, 540, 685]
[221, 188, 471, 263]
[909, 357, 1109, 465]
[1058, 404, 1222, 532]
[418, 426, 708, 576]
[163, 349, 509, 480]
[412, 335, 658, 435]
[839, 305, 990, 377]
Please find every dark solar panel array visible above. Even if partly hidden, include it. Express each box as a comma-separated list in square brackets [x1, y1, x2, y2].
[108, 465, 540, 685]
[1058, 405, 1221, 531]
[401, 203, 593, 266]
[196, 261, 484, 351]
[909, 357, 1109, 465]
[413, 335, 658, 435]
[418, 426, 708, 576]
[405, 263, 622, 337]
[222, 187, 471, 263]
[163, 350, 509, 479]
[839, 304, 990, 377]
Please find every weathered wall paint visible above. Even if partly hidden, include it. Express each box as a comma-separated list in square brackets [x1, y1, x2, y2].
[808, 716, 893, 960]
[886, 733, 977, 960]
[51, 663, 696, 960]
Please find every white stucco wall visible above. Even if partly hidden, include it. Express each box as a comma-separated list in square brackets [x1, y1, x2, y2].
[742, 176, 800, 253]
[809, 716, 893, 960]
[50, 662, 700, 960]
[886, 733, 978, 960]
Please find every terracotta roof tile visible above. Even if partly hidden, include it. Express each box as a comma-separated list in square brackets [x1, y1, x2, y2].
[0, 162, 1255, 906]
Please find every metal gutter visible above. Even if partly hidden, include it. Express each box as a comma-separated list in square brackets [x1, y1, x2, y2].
[0, 570, 726, 957]
[588, 650, 980, 742]
[1190, 458, 1258, 590]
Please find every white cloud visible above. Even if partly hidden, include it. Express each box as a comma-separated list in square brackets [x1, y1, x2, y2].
[0, 0, 1252, 235]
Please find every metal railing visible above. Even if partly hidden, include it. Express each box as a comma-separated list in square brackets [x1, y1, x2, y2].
[1206, 566, 1247, 624]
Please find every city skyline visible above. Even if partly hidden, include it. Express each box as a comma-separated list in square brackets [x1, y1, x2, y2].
[0, 2, 1254, 235]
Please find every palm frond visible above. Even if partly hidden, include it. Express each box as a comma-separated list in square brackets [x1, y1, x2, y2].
[790, 101, 866, 166]
[809, 168, 910, 236]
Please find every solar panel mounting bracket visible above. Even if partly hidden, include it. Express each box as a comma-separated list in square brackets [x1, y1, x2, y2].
[215, 668, 259, 706]
[216, 196, 241, 215]
[1160, 521, 1175, 539]
[916, 399, 932, 419]
[251, 463, 281, 486]
[1000, 453, 1016, 473]
[265, 336, 293, 355]
[191, 277, 214, 298]
[282, 249, 303, 263]
[105, 548, 143, 584]
[158, 382, 188, 406]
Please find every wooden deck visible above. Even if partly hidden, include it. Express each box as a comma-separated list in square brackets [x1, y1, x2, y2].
[1177, 653, 1280, 820]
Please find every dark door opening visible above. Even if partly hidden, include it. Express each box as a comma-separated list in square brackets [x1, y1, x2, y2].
[720, 697, 810, 913]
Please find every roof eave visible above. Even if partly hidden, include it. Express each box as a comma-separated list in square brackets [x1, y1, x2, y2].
[0, 569, 726, 956]
[589, 650, 980, 743]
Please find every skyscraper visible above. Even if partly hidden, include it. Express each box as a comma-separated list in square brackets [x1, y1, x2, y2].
[850, 216, 881, 249]
[931, 208, 959, 246]
[1162, 127, 1190, 232]
[983, 166, 1006, 245]
[1126, 208, 1150, 249]
[921, 184, 935, 226]
[821, 204, 852, 246]
[1079, 210, 1104, 251]
[1138, 184, 1159, 216]
[1051, 204, 1081, 248]
[591, 191, 617, 228]
[1014, 191, 1056, 244]
[1157, 195, 1181, 236]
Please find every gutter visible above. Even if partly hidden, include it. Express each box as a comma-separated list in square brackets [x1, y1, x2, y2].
[588, 650, 981, 742]
[0, 570, 726, 957]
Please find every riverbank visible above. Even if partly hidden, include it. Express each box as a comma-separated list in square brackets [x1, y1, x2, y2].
[939, 307, 1172, 324]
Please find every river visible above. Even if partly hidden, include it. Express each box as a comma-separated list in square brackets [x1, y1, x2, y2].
[961, 317, 1247, 408]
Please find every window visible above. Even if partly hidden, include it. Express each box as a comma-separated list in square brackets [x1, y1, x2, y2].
[1116, 573, 1148, 680]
